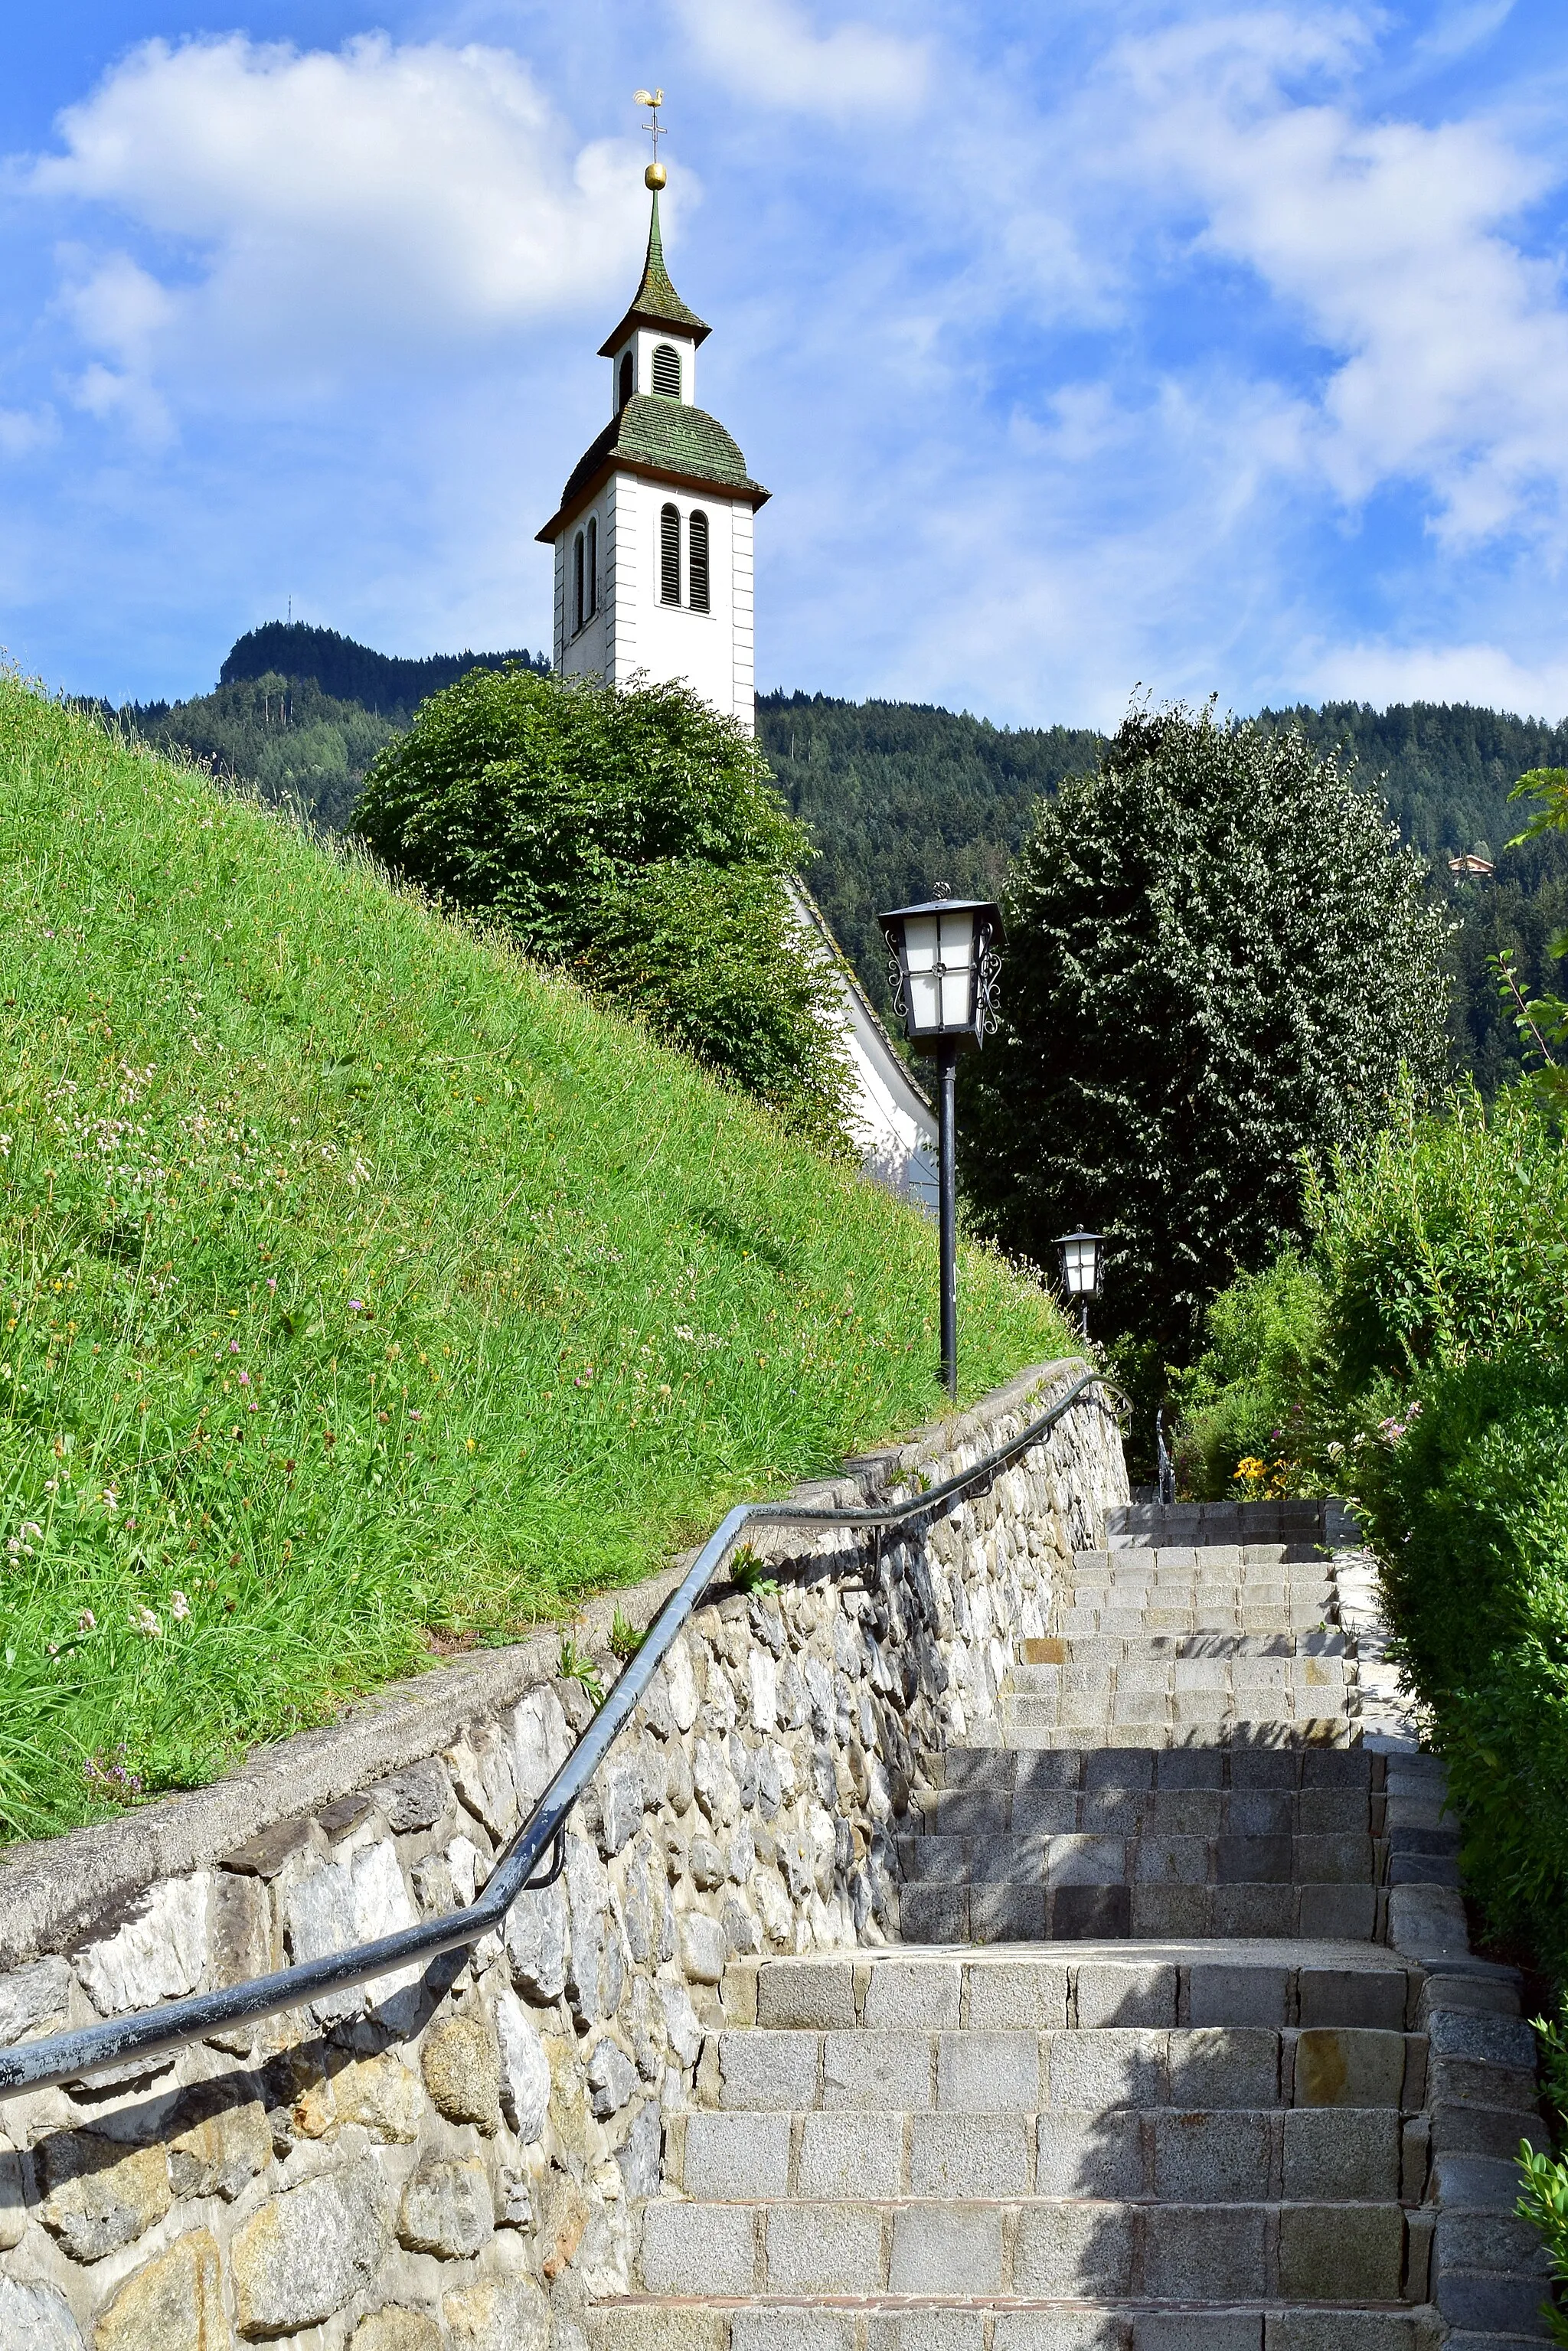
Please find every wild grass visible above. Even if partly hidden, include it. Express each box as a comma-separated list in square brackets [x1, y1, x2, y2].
[0, 679, 1070, 1840]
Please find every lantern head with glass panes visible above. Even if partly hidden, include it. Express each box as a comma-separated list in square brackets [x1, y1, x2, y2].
[1055, 1229, 1105, 1338]
[876, 894, 1003, 1053]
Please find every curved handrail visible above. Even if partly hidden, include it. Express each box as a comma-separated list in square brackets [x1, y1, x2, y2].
[0, 1370, 1102, 2096]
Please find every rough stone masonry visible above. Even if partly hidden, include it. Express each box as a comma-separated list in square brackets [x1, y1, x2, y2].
[0, 1358, 1125, 2349]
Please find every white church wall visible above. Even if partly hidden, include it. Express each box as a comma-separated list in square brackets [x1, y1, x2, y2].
[557, 491, 612, 684]
[604, 475, 635, 684]
[629, 475, 747, 722]
[538, 178, 942, 1215]
[730, 502, 756, 734]
[551, 535, 567, 675]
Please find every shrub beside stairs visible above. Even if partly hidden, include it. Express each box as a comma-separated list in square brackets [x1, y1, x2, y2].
[589, 1502, 1551, 2349]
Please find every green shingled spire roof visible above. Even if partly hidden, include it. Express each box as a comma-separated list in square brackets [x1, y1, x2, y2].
[597, 191, 711, 356]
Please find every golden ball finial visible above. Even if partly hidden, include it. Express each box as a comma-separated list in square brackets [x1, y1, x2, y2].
[645, 161, 667, 191]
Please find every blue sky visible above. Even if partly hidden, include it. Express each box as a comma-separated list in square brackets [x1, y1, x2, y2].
[3, 0, 1568, 725]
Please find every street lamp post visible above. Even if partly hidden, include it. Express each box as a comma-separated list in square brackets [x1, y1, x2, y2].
[1054, 1229, 1105, 1340]
[877, 890, 1003, 1399]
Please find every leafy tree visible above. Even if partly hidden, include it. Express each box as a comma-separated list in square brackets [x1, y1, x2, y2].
[352, 666, 853, 1148]
[1446, 827, 1568, 1092]
[958, 700, 1449, 1398]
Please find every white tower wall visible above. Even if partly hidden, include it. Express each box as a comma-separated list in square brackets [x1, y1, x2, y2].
[556, 475, 754, 733]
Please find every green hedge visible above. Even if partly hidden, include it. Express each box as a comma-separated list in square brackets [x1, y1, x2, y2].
[1354, 1347, 1568, 1958]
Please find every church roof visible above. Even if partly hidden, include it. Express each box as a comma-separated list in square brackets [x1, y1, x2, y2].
[535, 393, 769, 543]
[597, 192, 711, 356]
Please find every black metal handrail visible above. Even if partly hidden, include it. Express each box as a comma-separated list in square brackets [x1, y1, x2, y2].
[0, 1369, 1102, 2096]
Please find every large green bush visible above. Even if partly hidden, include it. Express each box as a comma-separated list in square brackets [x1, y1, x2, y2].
[959, 700, 1447, 1394]
[1354, 1347, 1568, 1955]
[1175, 1082, 1568, 1496]
[1305, 1082, 1568, 1450]
[353, 667, 853, 1148]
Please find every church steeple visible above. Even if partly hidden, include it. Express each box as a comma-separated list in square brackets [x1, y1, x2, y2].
[537, 99, 766, 733]
[598, 190, 710, 357]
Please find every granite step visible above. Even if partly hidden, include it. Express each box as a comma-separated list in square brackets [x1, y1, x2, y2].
[631, 2193, 1429, 2305]
[899, 1829, 1384, 1885]
[921, 1748, 1390, 1798]
[589, 2294, 1442, 2349]
[894, 1882, 1387, 1944]
[668, 2106, 1423, 2204]
[743, 1944, 1420, 2033]
[1104, 1500, 1359, 1549]
[700, 2023, 1428, 2118]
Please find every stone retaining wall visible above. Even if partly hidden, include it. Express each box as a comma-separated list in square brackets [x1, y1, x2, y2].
[0, 1358, 1125, 2350]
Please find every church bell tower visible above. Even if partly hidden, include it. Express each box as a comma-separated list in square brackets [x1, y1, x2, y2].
[537, 109, 769, 733]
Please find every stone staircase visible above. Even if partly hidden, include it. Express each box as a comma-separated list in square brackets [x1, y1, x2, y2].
[590, 1504, 1551, 2349]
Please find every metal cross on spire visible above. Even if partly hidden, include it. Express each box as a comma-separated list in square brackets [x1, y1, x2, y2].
[633, 88, 667, 177]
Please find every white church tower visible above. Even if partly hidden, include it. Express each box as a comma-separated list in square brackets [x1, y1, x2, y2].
[537, 149, 768, 732]
[537, 122, 938, 1212]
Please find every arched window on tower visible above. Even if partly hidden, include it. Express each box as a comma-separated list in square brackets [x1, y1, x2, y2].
[572, 531, 585, 635]
[618, 351, 634, 408]
[688, 510, 710, 613]
[652, 342, 682, 399]
[586, 517, 598, 619]
[660, 504, 681, 605]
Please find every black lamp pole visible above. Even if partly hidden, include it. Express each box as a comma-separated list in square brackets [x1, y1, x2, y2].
[877, 890, 1003, 1406]
[936, 1037, 959, 1396]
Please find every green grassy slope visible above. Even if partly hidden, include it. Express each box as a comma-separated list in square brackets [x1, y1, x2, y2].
[0, 682, 1070, 1840]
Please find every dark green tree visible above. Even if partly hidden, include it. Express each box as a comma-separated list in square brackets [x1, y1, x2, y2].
[352, 666, 853, 1148]
[959, 700, 1449, 1393]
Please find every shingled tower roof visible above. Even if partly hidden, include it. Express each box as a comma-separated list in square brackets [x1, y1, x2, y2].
[597, 191, 711, 355]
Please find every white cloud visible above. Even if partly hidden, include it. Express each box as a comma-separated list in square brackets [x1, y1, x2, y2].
[23, 34, 654, 397]
[1306, 636, 1568, 718]
[0, 407, 58, 459]
[63, 252, 176, 373]
[674, 0, 928, 116]
[6, 0, 1568, 729]
[1093, 8, 1568, 544]
[1413, 0, 1517, 67]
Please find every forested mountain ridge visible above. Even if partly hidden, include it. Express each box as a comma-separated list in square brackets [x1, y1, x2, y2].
[1256, 700, 1568, 864]
[221, 621, 548, 720]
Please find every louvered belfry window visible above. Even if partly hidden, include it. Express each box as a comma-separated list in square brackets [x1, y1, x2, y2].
[652, 342, 682, 398]
[619, 351, 634, 408]
[688, 510, 710, 612]
[572, 531, 584, 634]
[660, 504, 681, 604]
[586, 518, 598, 619]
